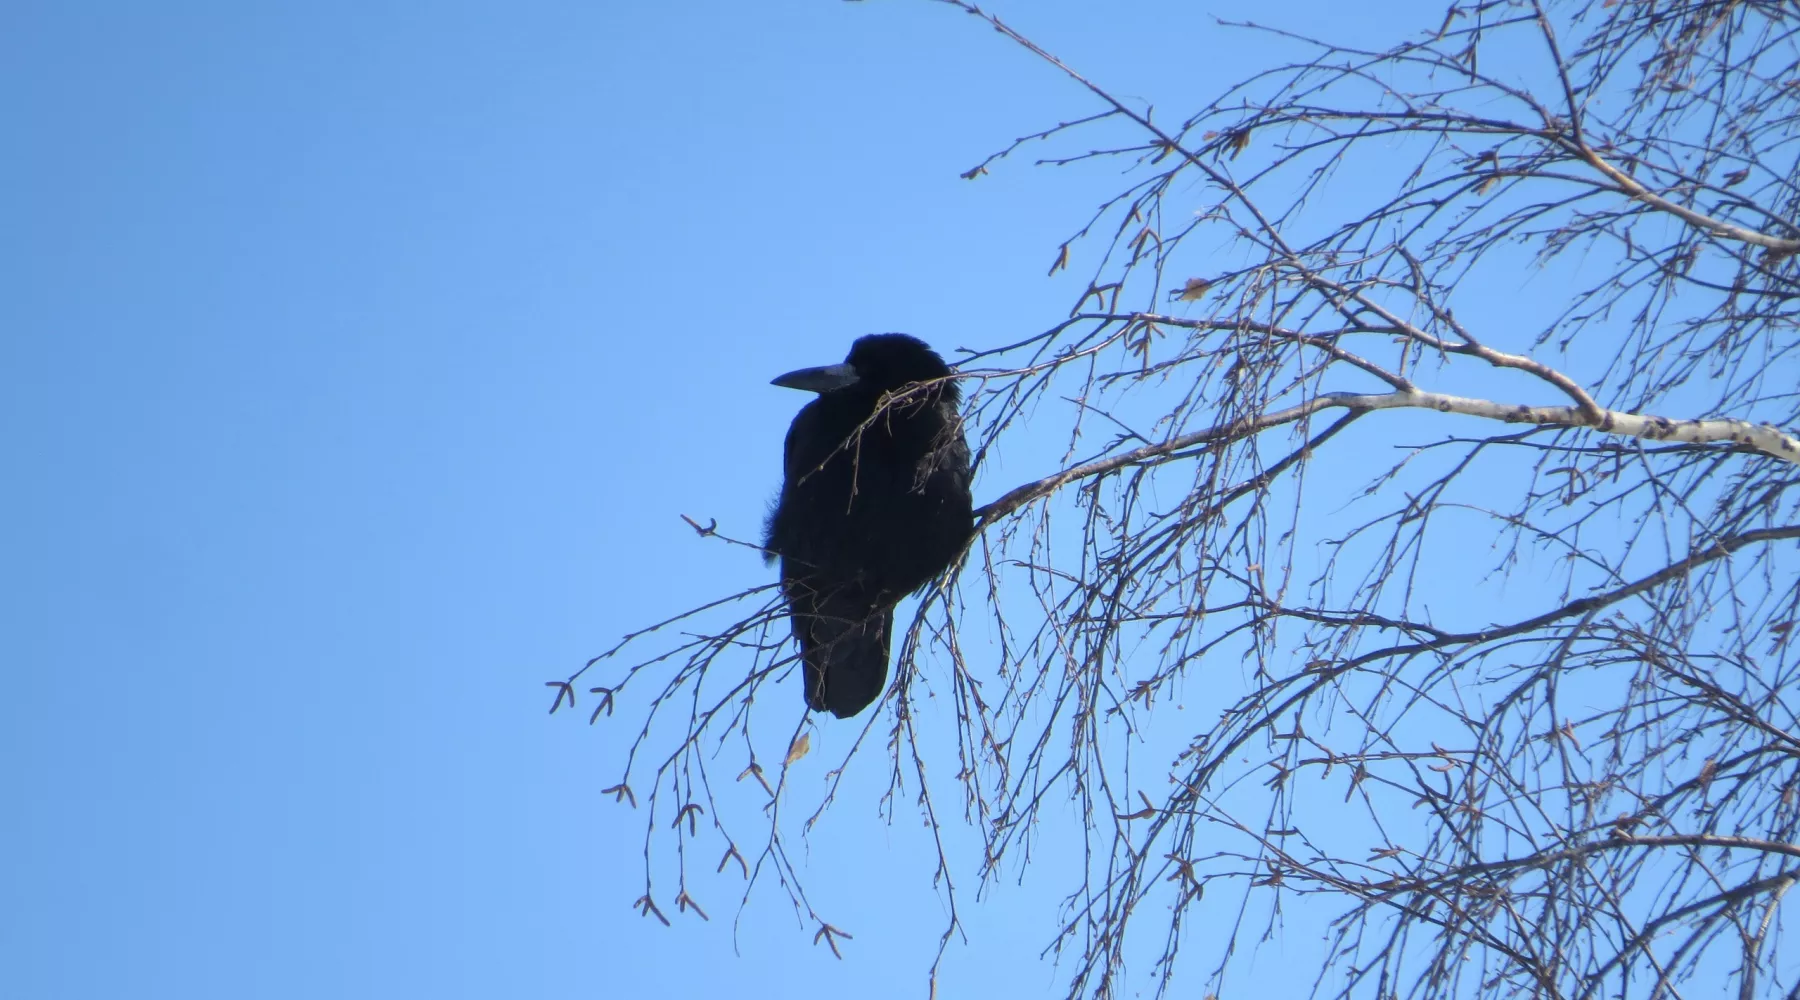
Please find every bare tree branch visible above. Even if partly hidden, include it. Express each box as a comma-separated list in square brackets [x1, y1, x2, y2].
[571, 3, 1800, 997]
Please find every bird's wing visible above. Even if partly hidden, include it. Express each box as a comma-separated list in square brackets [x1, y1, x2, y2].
[786, 576, 892, 719]
[782, 398, 839, 484]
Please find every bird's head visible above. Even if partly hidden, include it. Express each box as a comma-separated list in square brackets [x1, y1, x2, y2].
[771, 333, 956, 400]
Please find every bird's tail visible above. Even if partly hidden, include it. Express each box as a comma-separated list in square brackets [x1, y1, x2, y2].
[796, 588, 893, 719]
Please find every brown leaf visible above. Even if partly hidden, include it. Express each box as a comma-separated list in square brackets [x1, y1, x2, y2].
[1117, 790, 1158, 820]
[785, 732, 812, 766]
[1172, 276, 1212, 302]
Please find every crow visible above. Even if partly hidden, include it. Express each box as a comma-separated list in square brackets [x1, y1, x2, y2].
[764, 334, 973, 718]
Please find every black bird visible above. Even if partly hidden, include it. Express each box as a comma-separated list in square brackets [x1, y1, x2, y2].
[764, 334, 973, 718]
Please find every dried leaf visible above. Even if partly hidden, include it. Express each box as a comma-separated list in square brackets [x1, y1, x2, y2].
[1172, 276, 1212, 302]
[1117, 789, 1157, 820]
[785, 732, 812, 766]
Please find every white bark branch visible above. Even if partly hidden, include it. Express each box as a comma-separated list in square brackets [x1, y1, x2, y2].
[1358, 390, 1800, 461]
[1571, 144, 1800, 256]
[976, 389, 1800, 522]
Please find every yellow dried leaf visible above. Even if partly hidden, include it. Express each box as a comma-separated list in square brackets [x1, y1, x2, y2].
[785, 732, 811, 766]
[1176, 277, 1212, 301]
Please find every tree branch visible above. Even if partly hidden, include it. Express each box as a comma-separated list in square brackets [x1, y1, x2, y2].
[976, 389, 1800, 522]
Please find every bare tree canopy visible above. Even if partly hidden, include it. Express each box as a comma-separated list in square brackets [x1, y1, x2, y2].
[555, 2, 1800, 997]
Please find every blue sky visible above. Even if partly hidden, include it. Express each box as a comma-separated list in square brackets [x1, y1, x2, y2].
[1, 2, 1492, 998]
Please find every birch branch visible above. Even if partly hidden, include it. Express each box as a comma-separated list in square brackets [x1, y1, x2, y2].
[1567, 142, 1800, 256]
[975, 389, 1800, 522]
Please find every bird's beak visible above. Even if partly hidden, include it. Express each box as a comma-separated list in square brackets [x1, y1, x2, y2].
[771, 362, 860, 393]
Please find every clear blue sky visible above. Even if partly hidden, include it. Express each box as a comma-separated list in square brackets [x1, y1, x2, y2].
[5, 2, 1453, 998]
